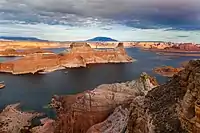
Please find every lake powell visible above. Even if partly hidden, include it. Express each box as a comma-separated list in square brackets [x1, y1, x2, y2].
[0, 48, 197, 118]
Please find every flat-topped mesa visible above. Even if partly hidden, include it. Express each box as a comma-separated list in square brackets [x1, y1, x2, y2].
[179, 43, 200, 51]
[69, 42, 94, 53]
[147, 43, 200, 54]
[0, 43, 133, 74]
[0, 40, 70, 50]
[0, 47, 54, 57]
[135, 42, 171, 49]
[50, 73, 158, 133]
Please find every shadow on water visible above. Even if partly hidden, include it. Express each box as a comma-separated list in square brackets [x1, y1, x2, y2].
[0, 48, 198, 117]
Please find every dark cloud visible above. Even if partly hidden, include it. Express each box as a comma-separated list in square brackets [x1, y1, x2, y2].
[0, 0, 200, 30]
[177, 35, 189, 38]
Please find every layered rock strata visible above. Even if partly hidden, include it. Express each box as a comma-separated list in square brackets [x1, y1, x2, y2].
[0, 48, 54, 57]
[147, 43, 200, 53]
[0, 41, 70, 50]
[0, 43, 134, 74]
[126, 60, 200, 133]
[50, 73, 158, 133]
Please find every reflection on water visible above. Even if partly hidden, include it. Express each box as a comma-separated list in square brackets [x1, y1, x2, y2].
[0, 48, 197, 117]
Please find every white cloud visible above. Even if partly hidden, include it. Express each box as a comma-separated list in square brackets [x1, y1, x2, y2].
[1, 0, 200, 42]
[1, 22, 200, 43]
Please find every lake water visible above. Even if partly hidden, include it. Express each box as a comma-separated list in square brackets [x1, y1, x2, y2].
[0, 48, 197, 118]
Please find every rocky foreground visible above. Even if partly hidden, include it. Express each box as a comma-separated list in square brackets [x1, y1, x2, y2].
[0, 60, 200, 133]
[0, 43, 133, 74]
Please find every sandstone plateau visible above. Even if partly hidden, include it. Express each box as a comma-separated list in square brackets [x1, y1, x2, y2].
[0, 60, 200, 132]
[0, 41, 70, 50]
[147, 43, 200, 53]
[153, 66, 184, 77]
[0, 48, 54, 57]
[0, 43, 133, 74]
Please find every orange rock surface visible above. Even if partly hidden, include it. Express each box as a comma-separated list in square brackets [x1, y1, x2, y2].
[0, 41, 70, 50]
[135, 42, 171, 49]
[0, 43, 134, 74]
[153, 66, 184, 77]
[0, 48, 54, 57]
[147, 43, 200, 53]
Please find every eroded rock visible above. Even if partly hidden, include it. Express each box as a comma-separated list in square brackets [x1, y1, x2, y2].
[0, 43, 134, 75]
[153, 66, 184, 77]
[126, 59, 200, 133]
[0, 103, 43, 133]
[50, 73, 157, 133]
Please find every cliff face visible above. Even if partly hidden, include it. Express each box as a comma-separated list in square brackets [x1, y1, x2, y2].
[0, 41, 70, 50]
[50, 73, 157, 133]
[179, 43, 200, 51]
[0, 48, 54, 57]
[0, 43, 133, 74]
[127, 60, 200, 133]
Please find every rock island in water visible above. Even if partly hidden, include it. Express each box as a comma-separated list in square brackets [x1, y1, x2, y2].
[0, 43, 134, 75]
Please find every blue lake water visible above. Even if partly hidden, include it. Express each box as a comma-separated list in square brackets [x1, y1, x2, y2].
[0, 48, 197, 117]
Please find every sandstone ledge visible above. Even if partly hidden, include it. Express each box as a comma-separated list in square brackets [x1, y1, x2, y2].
[0, 48, 54, 57]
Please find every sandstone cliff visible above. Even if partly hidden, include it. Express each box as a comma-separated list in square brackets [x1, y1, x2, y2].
[0, 41, 70, 50]
[147, 43, 200, 53]
[126, 60, 200, 133]
[0, 48, 54, 57]
[50, 59, 200, 133]
[0, 43, 133, 74]
[50, 73, 158, 133]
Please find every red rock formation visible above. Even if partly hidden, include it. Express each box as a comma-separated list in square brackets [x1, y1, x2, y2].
[50, 73, 157, 133]
[153, 66, 184, 77]
[126, 60, 200, 133]
[0, 48, 54, 57]
[0, 41, 70, 50]
[179, 43, 200, 51]
[147, 43, 200, 54]
[0, 43, 134, 74]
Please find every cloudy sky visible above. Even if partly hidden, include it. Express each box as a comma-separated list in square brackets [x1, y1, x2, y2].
[0, 0, 200, 42]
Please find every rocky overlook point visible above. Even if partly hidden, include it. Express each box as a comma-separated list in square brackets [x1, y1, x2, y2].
[0, 60, 200, 132]
[0, 43, 133, 75]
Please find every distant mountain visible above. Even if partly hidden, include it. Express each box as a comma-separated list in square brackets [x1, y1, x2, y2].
[86, 37, 118, 42]
[0, 36, 48, 41]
